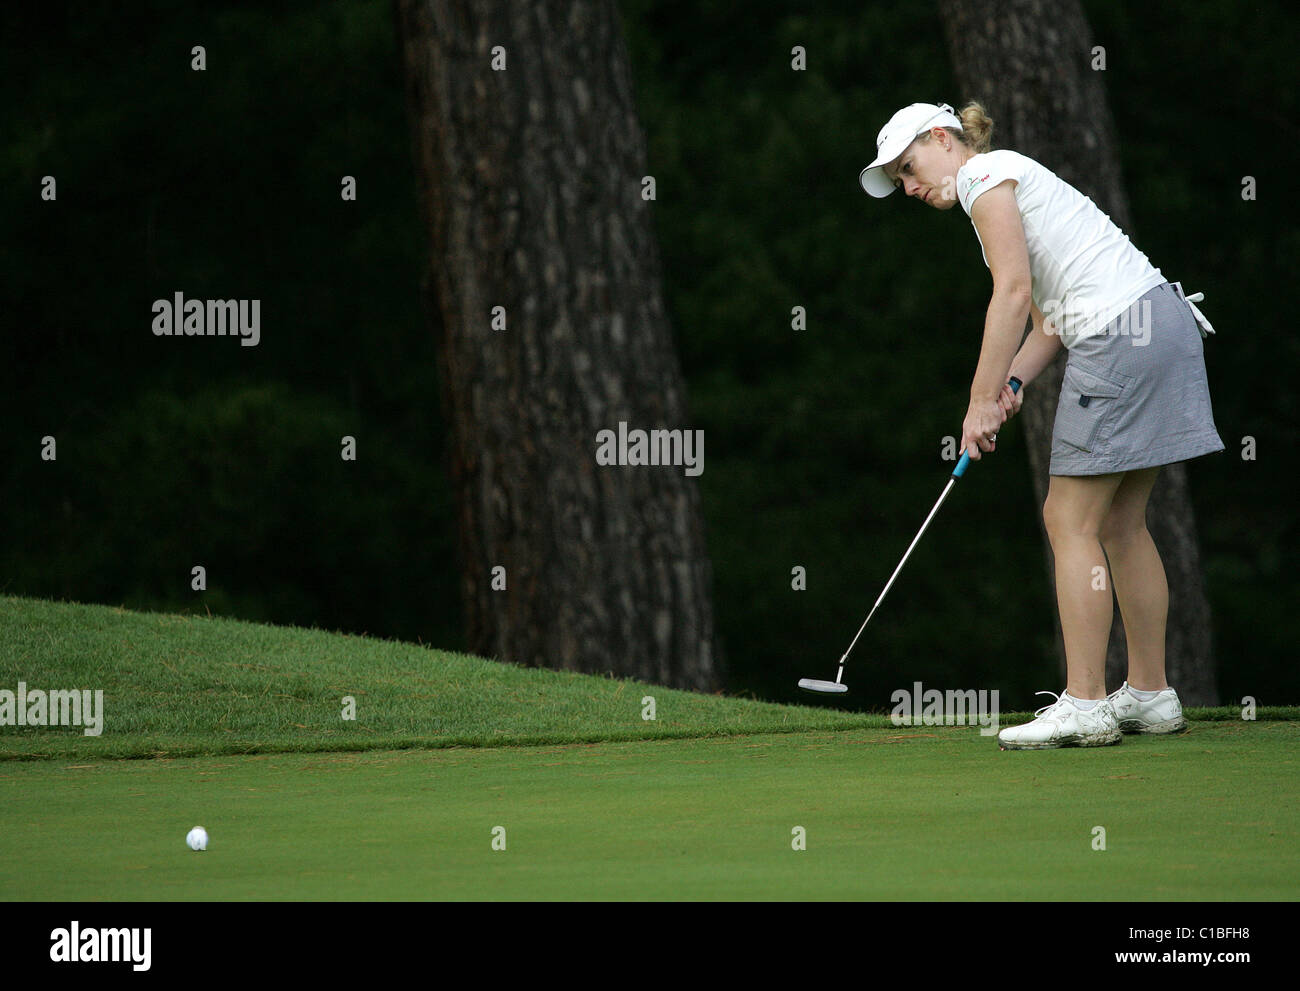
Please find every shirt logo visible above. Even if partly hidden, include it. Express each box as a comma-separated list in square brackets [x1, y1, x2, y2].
[964, 173, 991, 193]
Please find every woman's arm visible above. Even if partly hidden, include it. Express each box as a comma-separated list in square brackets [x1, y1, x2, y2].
[962, 182, 1032, 459]
[968, 182, 1032, 405]
[1007, 299, 1063, 388]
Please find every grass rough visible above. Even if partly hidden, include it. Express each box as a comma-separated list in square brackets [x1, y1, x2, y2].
[1, 595, 1293, 761]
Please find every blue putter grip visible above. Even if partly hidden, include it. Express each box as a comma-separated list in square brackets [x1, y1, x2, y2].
[952, 377, 1022, 479]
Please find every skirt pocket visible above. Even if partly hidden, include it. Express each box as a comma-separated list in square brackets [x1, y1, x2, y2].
[1054, 363, 1127, 453]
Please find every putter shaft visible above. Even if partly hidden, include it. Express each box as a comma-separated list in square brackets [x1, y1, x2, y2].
[838, 475, 958, 665]
[812, 377, 1020, 693]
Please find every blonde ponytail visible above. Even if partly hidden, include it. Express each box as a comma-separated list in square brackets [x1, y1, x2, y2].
[913, 101, 994, 155]
[955, 101, 994, 154]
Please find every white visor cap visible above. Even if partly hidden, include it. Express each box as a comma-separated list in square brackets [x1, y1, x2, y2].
[859, 102, 963, 197]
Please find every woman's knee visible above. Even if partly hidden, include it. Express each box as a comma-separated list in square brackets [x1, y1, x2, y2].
[1042, 491, 1088, 543]
[1099, 510, 1148, 549]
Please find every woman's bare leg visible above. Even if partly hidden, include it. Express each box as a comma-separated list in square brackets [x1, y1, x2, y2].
[1042, 472, 1126, 699]
[1098, 466, 1168, 691]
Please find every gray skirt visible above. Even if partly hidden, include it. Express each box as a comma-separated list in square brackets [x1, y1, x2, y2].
[1049, 281, 1225, 476]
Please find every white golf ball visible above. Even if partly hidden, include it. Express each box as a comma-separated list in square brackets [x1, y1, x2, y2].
[186, 826, 209, 851]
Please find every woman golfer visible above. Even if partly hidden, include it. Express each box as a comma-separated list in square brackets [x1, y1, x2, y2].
[860, 102, 1224, 750]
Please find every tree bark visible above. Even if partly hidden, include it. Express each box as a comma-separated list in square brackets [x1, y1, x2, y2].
[939, 0, 1219, 703]
[393, 0, 720, 690]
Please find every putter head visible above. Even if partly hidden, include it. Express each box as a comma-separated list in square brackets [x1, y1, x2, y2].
[798, 678, 848, 695]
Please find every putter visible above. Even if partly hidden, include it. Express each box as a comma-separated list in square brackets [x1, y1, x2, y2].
[799, 377, 1021, 696]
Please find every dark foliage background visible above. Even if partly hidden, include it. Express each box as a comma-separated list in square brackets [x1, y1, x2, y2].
[3, 0, 1295, 709]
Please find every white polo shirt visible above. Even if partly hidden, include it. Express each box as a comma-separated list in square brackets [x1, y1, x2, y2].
[956, 149, 1165, 349]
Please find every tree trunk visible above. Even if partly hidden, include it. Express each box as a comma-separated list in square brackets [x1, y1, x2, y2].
[939, 0, 1219, 703]
[393, 0, 720, 690]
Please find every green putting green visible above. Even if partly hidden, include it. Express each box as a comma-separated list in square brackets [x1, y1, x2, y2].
[2, 721, 1295, 901]
[3, 596, 1296, 900]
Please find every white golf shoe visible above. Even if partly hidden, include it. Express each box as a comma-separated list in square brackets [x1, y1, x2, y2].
[997, 691, 1122, 750]
[1106, 681, 1188, 735]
